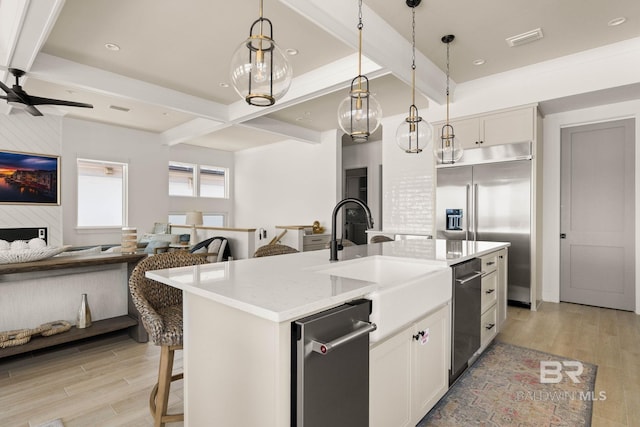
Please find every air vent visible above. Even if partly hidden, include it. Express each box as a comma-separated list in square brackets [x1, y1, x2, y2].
[505, 28, 544, 47]
[109, 105, 130, 112]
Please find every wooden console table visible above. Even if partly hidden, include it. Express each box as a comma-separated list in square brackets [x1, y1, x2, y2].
[0, 252, 147, 359]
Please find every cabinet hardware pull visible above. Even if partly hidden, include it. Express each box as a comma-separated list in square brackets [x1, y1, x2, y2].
[485, 323, 496, 330]
[499, 255, 503, 259]
[485, 289, 495, 294]
[412, 331, 425, 341]
[311, 321, 377, 355]
[485, 261, 495, 266]
[456, 271, 483, 285]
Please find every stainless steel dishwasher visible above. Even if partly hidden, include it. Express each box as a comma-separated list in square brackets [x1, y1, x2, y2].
[450, 258, 482, 385]
[291, 299, 376, 427]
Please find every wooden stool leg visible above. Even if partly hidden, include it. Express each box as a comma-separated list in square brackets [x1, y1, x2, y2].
[150, 345, 183, 427]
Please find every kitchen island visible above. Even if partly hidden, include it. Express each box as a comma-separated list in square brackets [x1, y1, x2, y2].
[147, 239, 508, 426]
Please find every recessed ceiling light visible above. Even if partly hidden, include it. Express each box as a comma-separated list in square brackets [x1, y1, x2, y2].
[219, 82, 230, 88]
[105, 42, 120, 51]
[608, 17, 626, 27]
[285, 48, 299, 56]
[472, 59, 486, 66]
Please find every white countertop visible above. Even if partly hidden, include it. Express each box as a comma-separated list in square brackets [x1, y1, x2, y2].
[146, 239, 509, 323]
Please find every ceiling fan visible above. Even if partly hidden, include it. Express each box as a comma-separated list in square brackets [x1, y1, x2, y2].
[0, 68, 93, 116]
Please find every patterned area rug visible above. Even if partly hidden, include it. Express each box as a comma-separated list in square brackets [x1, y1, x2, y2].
[418, 341, 597, 426]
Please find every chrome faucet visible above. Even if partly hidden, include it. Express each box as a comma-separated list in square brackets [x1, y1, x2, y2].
[330, 198, 374, 261]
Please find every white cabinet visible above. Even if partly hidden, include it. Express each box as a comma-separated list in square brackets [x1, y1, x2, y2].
[370, 304, 449, 427]
[433, 105, 536, 150]
[479, 250, 506, 351]
[302, 233, 330, 251]
[496, 248, 508, 330]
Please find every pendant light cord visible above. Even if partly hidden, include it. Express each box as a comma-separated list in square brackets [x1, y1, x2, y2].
[411, 7, 416, 107]
[357, 0, 363, 90]
[445, 41, 450, 126]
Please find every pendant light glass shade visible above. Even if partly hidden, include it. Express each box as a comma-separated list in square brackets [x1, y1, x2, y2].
[434, 34, 463, 164]
[396, 105, 432, 153]
[230, 0, 292, 107]
[338, 0, 381, 143]
[434, 123, 463, 163]
[396, 1, 432, 153]
[337, 75, 382, 143]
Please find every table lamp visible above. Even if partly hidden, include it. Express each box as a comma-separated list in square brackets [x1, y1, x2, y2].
[185, 211, 203, 244]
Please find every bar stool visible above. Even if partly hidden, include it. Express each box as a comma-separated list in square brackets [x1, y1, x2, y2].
[129, 252, 208, 427]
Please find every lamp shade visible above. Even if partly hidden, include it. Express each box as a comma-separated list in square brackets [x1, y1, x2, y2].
[337, 76, 382, 143]
[185, 211, 203, 226]
[229, 14, 293, 107]
[396, 105, 433, 153]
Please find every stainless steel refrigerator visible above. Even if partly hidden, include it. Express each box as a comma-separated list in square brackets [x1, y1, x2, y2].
[436, 142, 532, 306]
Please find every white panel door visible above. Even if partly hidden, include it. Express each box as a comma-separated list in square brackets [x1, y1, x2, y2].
[560, 119, 635, 310]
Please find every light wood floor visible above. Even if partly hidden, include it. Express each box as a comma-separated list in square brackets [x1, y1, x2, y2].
[0, 331, 183, 427]
[1, 302, 638, 426]
[498, 302, 640, 427]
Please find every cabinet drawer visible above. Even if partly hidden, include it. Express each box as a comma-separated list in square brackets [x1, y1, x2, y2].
[481, 270, 498, 313]
[480, 305, 498, 347]
[480, 253, 498, 274]
[302, 234, 330, 252]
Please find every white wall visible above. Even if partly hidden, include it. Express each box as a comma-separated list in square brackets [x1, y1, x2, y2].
[542, 100, 640, 314]
[380, 113, 436, 234]
[59, 119, 236, 247]
[420, 37, 640, 125]
[234, 131, 339, 246]
[62, 118, 168, 246]
[167, 144, 235, 224]
[0, 111, 63, 246]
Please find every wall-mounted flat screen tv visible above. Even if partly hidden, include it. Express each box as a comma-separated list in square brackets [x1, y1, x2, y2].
[0, 150, 60, 205]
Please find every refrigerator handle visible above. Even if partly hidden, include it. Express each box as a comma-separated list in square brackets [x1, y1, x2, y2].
[474, 184, 479, 241]
[465, 184, 470, 241]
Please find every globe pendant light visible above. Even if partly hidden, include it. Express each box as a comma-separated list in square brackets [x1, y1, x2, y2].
[396, 0, 432, 153]
[230, 0, 293, 107]
[337, 0, 382, 143]
[434, 34, 463, 163]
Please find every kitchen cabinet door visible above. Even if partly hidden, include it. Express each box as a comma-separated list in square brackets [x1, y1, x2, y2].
[370, 328, 412, 427]
[369, 305, 449, 427]
[410, 305, 449, 423]
[481, 108, 535, 147]
[437, 116, 480, 150]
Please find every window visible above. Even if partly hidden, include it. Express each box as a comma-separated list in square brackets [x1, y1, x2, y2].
[169, 162, 196, 196]
[200, 165, 227, 198]
[77, 159, 127, 227]
[169, 213, 225, 227]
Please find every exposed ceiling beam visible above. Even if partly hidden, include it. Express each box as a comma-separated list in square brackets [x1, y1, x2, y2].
[239, 116, 322, 144]
[278, 0, 450, 105]
[160, 117, 226, 146]
[30, 53, 230, 121]
[3, 0, 64, 70]
[227, 53, 387, 123]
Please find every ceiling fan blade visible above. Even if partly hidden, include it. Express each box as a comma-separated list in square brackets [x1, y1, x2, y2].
[28, 96, 93, 109]
[25, 105, 43, 116]
[0, 80, 12, 95]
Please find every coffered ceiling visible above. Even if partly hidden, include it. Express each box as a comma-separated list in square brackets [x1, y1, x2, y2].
[1, 0, 640, 151]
